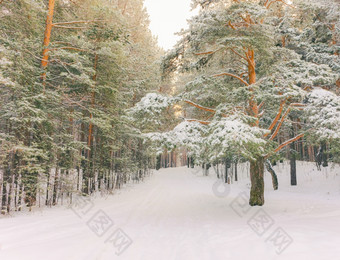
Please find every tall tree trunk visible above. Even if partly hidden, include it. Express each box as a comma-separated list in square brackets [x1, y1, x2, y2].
[215, 163, 220, 179]
[156, 154, 161, 170]
[289, 122, 297, 185]
[249, 157, 265, 206]
[52, 167, 59, 205]
[16, 175, 23, 211]
[45, 169, 51, 206]
[7, 154, 15, 212]
[290, 152, 297, 186]
[234, 160, 238, 182]
[265, 159, 278, 190]
[322, 142, 328, 167]
[5, 182, 9, 213]
[247, 49, 259, 125]
[41, 0, 55, 85]
[224, 160, 228, 183]
[190, 157, 194, 168]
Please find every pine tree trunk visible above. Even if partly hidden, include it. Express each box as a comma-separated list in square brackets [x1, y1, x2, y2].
[190, 157, 194, 168]
[156, 154, 161, 170]
[224, 162, 228, 183]
[290, 156, 297, 186]
[41, 0, 55, 85]
[290, 141, 297, 186]
[53, 167, 59, 205]
[322, 142, 328, 167]
[16, 174, 22, 211]
[5, 182, 9, 213]
[265, 159, 278, 190]
[45, 169, 51, 206]
[234, 161, 238, 182]
[8, 172, 15, 212]
[249, 157, 265, 206]
[19, 184, 24, 212]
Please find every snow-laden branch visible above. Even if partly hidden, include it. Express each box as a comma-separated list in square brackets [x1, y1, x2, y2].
[266, 0, 295, 9]
[269, 107, 291, 140]
[53, 25, 87, 29]
[184, 100, 216, 113]
[272, 133, 304, 154]
[264, 100, 285, 138]
[305, 88, 340, 140]
[186, 119, 211, 125]
[228, 48, 248, 62]
[49, 47, 89, 52]
[52, 20, 106, 26]
[194, 47, 224, 56]
[213, 72, 249, 86]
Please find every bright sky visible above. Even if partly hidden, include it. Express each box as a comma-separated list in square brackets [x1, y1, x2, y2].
[144, 0, 198, 51]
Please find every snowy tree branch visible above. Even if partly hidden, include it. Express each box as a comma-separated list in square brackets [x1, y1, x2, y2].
[269, 107, 291, 140]
[258, 101, 264, 110]
[228, 48, 248, 62]
[184, 100, 216, 113]
[266, 0, 295, 9]
[213, 72, 249, 86]
[194, 48, 223, 56]
[53, 25, 87, 29]
[186, 119, 211, 125]
[264, 100, 286, 137]
[272, 133, 305, 154]
[52, 20, 106, 26]
[49, 47, 89, 52]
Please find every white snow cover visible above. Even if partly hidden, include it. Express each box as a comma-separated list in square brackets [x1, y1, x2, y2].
[305, 88, 340, 139]
[0, 161, 339, 260]
[144, 120, 206, 153]
[127, 93, 177, 126]
[145, 117, 270, 160]
[0, 52, 15, 86]
[207, 117, 269, 160]
[129, 93, 173, 115]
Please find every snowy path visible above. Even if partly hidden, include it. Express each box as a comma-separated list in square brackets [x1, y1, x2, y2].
[0, 163, 340, 260]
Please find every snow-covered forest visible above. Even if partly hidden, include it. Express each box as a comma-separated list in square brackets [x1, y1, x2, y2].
[0, 0, 339, 259]
[0, 0, 162, 213]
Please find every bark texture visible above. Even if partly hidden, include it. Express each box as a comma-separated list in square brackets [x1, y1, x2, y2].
[265, 159, 278, 190]
[249, 157, 265, 206]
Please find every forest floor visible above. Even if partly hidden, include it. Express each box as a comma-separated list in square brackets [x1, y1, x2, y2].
[0, 161, 339, 260]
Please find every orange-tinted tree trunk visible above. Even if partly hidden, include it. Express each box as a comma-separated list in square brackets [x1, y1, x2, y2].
[247, 49, 265, 206]
[41, 0, 55, 85]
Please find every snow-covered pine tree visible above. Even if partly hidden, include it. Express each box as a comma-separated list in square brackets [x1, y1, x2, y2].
[130, 0, 338, 206]
[0, 0, 161, 213]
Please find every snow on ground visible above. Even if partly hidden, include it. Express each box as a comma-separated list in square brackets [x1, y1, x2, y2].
[0, 161, 339, 260]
